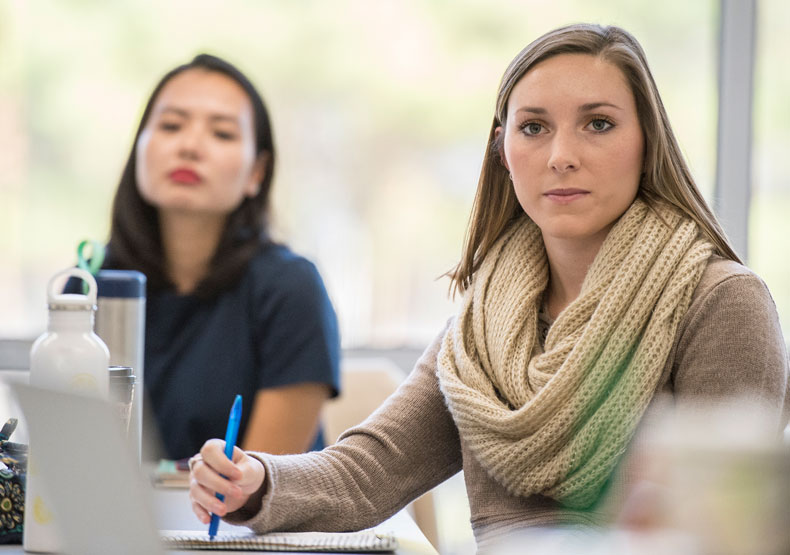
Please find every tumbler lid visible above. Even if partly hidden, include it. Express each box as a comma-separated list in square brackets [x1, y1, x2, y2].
[96, 270, 147, 299]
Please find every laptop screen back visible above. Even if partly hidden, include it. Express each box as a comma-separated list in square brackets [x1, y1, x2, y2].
[12, 383, 165, 555]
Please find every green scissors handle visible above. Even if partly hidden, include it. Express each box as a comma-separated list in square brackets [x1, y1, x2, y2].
[76, 240, 106, 294]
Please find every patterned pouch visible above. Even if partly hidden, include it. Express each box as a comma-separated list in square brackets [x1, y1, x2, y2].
[0, 419, 26, 544]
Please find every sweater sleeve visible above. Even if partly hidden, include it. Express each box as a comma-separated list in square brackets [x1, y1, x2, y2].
[671, 264, 790, 430]
[224, 324, 463, 533]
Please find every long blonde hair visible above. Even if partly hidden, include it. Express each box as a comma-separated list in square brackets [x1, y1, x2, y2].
[450, 23, 740, 295]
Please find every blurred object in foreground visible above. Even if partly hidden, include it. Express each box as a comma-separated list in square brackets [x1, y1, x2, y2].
[620, 396, 790, 555]
[490, 526, 700, 555]
[490, 396, 789, 555]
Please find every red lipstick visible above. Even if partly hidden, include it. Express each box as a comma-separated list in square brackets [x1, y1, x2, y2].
[169, 168, 201, 185]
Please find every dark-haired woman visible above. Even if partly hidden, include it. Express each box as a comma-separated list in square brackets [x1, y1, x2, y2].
[106, 54, 339, 461]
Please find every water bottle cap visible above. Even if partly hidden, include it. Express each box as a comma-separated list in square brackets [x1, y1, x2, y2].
[47, 268, 97, 311]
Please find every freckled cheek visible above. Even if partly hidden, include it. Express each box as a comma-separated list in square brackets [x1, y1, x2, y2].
[511, 161, 549, 200]
[508, 143, 549, 177]
[615, 134, 644, 175]
[606, 146, 643, 184]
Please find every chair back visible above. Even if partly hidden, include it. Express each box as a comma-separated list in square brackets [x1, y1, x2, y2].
[323, 357, 440, 551]
[323, 357, 404, 442]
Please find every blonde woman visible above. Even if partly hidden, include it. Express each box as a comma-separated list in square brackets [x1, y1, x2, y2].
[188, 24, 789, 549]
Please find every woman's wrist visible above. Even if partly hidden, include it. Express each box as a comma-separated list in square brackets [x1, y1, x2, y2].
[229, 455, 267, 520]
[228, 482, 265, 521]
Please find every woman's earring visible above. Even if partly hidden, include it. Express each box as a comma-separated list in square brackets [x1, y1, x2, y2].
[508, 173, 514, 182]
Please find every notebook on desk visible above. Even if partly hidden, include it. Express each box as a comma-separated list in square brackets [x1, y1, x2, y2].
[161, 529, 398, 552]
[12, 383, 398, 554]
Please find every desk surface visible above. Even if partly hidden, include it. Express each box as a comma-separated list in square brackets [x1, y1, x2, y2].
[0, 375, 437, 554]
[0, 487, 437, 554]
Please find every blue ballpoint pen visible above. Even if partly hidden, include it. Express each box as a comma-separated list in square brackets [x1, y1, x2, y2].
[209, 394, 243, 539]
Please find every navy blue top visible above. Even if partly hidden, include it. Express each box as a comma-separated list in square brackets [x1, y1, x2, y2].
[143, 244, 340, 460]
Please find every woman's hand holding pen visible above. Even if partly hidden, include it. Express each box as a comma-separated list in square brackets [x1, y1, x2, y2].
[188, 438, 266, 524]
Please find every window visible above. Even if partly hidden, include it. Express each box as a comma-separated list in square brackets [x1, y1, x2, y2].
[751, 0, 790, 335]
[7, 1, 772, 355]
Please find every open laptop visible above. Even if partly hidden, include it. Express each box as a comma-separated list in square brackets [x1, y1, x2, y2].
[11, 382, 166, 555]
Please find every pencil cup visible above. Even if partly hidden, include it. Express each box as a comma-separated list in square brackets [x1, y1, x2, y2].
[108, 366, 136, 438]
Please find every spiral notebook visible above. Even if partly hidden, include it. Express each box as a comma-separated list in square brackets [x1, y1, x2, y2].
[160, 529, 398, 552]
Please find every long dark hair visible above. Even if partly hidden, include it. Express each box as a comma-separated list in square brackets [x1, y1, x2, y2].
[107, 53, 276, 298]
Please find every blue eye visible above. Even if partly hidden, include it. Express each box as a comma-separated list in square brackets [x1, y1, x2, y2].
[522, 122, 544, 136]
[588, 118, 613, 132]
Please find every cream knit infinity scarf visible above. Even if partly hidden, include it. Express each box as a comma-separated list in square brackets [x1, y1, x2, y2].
[437, 199, 713, 508]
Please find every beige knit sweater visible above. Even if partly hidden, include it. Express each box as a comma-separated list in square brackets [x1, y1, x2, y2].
[226, 257, 789, 550]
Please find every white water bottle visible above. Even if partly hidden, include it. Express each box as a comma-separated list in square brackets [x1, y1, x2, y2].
[23, 268, 110, 553]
